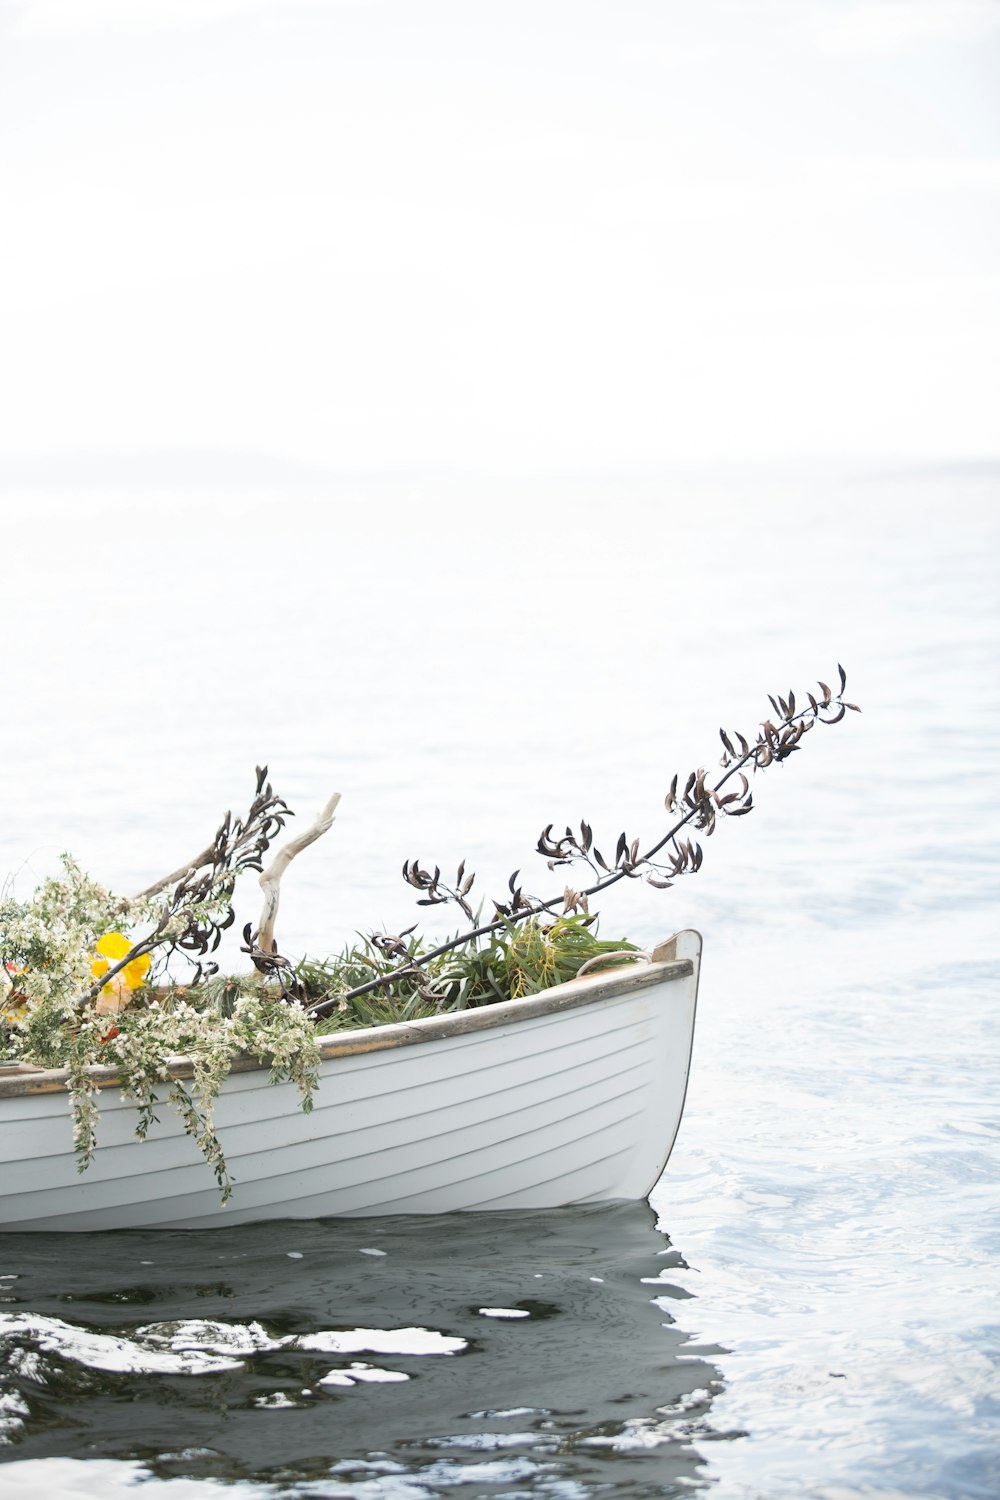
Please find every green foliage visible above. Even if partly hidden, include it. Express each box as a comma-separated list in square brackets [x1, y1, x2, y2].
[1, 855, 629, 1200]
[297, 914, 638, 1034]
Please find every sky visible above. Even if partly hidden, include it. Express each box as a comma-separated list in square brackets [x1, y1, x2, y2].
[0, 0, 997, 478]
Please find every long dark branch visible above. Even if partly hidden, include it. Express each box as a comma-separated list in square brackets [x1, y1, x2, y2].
[309, 668, 859, 1015]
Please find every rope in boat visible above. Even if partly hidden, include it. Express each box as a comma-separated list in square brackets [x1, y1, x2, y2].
[574, 949, 652, 978]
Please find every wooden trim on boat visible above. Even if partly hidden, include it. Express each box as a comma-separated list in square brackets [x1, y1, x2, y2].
[0, 956, 693, 1100]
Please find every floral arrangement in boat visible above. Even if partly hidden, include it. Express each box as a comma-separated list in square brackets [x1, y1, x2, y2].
[0, 669, 858, 1198]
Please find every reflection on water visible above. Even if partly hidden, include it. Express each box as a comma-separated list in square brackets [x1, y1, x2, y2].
[0, 1204, 731, 1496]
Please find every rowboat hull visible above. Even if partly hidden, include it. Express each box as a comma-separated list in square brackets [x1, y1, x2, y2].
[0, 931, 701, 1231]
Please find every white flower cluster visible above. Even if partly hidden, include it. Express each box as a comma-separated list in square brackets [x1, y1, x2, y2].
[1, 855, 143, 1017]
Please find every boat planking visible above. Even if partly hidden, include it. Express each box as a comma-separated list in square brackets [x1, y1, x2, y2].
[0, 931, 701, 1231]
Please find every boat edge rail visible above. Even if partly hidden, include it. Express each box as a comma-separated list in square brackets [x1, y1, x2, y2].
[0, 953, 694, 1099]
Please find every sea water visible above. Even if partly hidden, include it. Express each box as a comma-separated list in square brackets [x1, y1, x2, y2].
[1, 463, 997, 1498]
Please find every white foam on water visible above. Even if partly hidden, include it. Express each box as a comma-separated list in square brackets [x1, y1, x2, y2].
[327, 1459, 408, 1473]
[422, 1430, 552, 1451]
[477, 1307, 530, 1319]
[0, 1389, 30, 1444]
[344, 1364, 410, 1384]
[300, 1472, 431, 1499]
[296, 1327, 466, 1356]
[0, 1457, 276, 1496]
[468, 1406, 548, 1419]
[135, 1320, 291, 1356]
[0, 1313, 243, 1375]
[4, 1347, 46, 1384]
[317, 1363, 410, 1388]
[421, 1456, 545, 1485]
[580, 1416, 685, 1452]
[157, 1450, 221, 1463]
[656, 1386, 714, 1416]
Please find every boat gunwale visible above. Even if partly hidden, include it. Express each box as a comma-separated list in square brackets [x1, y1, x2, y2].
[0, 955, 694, 1100]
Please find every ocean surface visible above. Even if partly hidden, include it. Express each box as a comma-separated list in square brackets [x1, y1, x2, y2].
[1, 463, 998, 1498]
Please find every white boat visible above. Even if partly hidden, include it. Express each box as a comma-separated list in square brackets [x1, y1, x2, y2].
[0, 931, 701, 1232]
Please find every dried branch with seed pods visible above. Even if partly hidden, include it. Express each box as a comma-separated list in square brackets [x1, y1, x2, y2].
[75, 766, 297, 1006]
[309, 665, 859, 1015]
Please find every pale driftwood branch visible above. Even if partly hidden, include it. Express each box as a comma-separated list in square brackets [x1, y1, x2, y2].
[134, 845, 216, 901]
[256, 793, 341, 956]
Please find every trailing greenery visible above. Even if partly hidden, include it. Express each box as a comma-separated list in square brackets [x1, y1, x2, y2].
[0, 859, 321, 1202]
[0, 768, 309, 1201]
[10, 983, 320, 1204]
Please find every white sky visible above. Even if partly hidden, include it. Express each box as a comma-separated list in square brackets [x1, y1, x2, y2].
[1, 0, 998, 474]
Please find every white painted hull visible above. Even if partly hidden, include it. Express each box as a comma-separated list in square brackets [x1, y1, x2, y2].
[0, 932, 701, 1231]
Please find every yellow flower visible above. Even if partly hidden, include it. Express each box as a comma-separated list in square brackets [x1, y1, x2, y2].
[2, 963, 28, 1023]
[92, 933, 151, 996]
